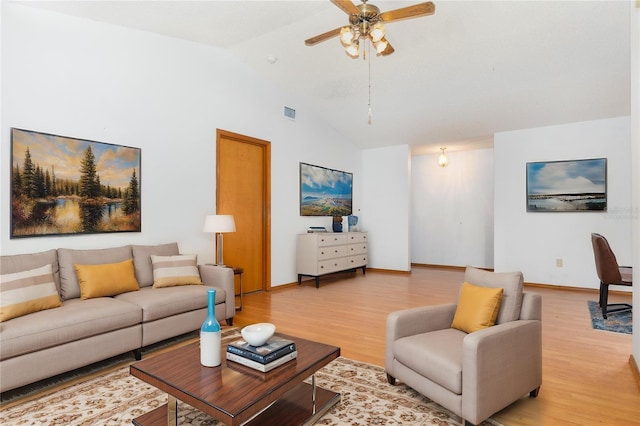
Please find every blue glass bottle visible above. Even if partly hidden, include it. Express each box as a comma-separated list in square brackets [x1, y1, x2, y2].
[200, 288, 221, 367]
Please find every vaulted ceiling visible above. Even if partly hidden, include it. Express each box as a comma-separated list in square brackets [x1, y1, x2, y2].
[21, 1, 631, 155]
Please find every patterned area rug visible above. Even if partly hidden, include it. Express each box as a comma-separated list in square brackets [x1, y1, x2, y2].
[1, 328, 502, 426]
[588, 300, 632, 334]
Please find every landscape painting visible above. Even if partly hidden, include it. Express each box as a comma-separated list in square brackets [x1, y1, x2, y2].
[11, 128, 141, 237]
[300, 162, 353, 216]
[526, 158, 607, 212]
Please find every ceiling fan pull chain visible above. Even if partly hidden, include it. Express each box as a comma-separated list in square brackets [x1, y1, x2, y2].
[368, 41, 372, 125]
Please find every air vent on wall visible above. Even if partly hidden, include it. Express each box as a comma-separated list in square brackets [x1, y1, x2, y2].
[284, 106, 296, 121]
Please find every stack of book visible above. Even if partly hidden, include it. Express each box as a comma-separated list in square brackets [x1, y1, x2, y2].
[226, 336, 297, 372]
[307, 226, 327, 233]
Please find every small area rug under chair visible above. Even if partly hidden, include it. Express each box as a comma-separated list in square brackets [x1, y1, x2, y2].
[587, 300, 632, 335]
[1, 328, 502, 426]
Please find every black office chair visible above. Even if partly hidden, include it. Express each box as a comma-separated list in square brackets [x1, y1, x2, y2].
[591, 233, 632, 319]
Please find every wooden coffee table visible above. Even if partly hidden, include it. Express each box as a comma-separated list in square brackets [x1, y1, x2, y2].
[130, 334, 340, 425]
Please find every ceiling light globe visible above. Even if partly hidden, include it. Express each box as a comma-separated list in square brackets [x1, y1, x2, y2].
[340, 26, 354, 44]
[345, 39, 359, 58]
[374, 39, 388, 54]
[438, 148, 448, 167]
[370, 22, 385, 42]
[346, 45, 359, 58]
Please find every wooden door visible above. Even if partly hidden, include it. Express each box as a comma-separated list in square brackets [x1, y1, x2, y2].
[216, 129, 271, 293]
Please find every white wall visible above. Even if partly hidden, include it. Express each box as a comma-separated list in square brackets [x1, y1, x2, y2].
[0, 3, 362, 287]
[630, 0, 639, 376]
[361, 145, 411, 272]
[411, 148, 494, 268]
[494, 116, 632, 288]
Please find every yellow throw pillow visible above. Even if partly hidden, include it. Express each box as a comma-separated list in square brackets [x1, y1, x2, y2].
[75, 259, 140, 300]
[451, 282, 503, 333]
[150, 254, 203, 288]
[0, 264, 62, 322]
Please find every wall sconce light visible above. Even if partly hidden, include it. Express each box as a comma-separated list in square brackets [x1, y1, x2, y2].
[203, 214, 236, 267]
[438, 147, 448, 167]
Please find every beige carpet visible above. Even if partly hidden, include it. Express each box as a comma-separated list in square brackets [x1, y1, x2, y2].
[1, 329, 502, 426]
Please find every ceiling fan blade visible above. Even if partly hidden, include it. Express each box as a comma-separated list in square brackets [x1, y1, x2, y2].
[379, 2, 435, 23]
[330, 0, 360, 16]
[378, 40, 395, 56]
[305, 27, 343, 46]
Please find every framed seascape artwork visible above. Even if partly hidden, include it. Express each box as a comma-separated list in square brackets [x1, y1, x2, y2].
[10, 128, 141, 238]
[299, 162, 353, 216]
[526, 158, 607, 212]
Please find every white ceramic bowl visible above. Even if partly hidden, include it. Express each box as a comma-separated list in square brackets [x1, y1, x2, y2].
[241, 323, 276, 346]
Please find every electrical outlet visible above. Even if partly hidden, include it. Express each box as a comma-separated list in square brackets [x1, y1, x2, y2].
[556, 258, 563, 268]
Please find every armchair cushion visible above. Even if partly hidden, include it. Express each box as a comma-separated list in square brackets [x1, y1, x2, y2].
[451, 282, 503, 333]
[464, 266, 523, 324]
[393, 328, 466, 394]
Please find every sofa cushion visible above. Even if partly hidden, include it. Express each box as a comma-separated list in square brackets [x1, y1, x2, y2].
[75, 259, 140, 299]
[0, 297, 141, 360]
[151, 254, 202, 288]
[0, 264, 62, 322]
[115, 285, 223, 322]
[132, 243, 179, 287]
[464, 266, 524, 324]
[58, 245, 132, 300]
[0, 249, 60, 293]
[393, 328, 466, 395]
[451, 282, 503, 333]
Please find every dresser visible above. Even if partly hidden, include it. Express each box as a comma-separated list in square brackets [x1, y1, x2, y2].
[296, 232, 368, 288]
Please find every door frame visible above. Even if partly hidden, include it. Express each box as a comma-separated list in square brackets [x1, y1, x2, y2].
[216, 129, 271, 291]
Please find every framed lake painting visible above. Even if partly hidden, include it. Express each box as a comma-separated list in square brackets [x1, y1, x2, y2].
[10, 128, 141, 238]
[526, 158, 607, 212]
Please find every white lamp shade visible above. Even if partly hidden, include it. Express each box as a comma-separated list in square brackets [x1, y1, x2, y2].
[203, 215, 236, 233]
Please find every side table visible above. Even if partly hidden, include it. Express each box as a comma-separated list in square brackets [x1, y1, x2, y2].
[231, 267, 243, 311]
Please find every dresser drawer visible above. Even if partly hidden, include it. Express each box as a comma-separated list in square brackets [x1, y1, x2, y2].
[318, 257, 348, 274]
[317, 234, 348, 247]
[348, 255, 367, 268]
[347, 233, 367, 243]
[318, 245, 348, 260]
[347, 243, 368, 256]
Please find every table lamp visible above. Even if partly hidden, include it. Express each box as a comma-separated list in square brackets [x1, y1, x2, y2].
[203, 214, 236, 267]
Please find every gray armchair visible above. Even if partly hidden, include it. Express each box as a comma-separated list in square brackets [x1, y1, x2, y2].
[385, 266, 542, 426]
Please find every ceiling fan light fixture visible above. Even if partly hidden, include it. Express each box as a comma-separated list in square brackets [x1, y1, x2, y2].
[370, 22, 385, 42]
[345, 39, 360, 58]
[438, 147, 449, 167]
[340, 26, 355, 44]
[373, 38, 388, 54]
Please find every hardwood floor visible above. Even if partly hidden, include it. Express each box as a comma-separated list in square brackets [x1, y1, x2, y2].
[234, 266, 639, 426]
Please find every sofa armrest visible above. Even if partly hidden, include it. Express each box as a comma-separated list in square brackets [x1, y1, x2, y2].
[385, 304, 457, 373]
[462, 319, 542, 424]
[520, 292, 542, 321]
[199, 265, 235, 322]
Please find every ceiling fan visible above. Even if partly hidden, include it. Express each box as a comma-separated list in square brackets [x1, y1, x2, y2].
[305, 0, 435, 58]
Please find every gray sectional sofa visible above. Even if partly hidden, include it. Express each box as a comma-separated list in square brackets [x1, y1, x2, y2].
[0, 242, 234, 393]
